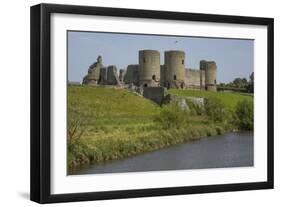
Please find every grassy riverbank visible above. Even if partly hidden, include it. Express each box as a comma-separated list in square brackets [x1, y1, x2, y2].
[67, 86, 253, 171]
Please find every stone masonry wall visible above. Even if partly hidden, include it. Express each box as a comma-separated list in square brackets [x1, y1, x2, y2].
[143, 87, 165, 105]
[124, 64, 139, 85]
[185, 69, 201, 89]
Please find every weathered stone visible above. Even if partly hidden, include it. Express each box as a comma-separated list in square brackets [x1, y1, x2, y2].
[162, 94, 189, 110]
[185, 97, 205, 106]
[139, 50, 160, 87]
[98, 67, 107, 85]
[136, 87, 144, 95]
[161, 50, 186, 89]
[106, 65, 120, 85]
[119, 69, 126, 82]
[200, 60, 217, 91]
[128, 83, 137, 92]
[124, 64, 139, 85]
[82, 55, 104, 85]
[143, 87, 165, 105]
[81, 51, 217, 92]
[185, 69, 201, 89]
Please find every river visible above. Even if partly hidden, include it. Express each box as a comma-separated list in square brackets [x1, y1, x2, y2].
[70, 131, 253, 175]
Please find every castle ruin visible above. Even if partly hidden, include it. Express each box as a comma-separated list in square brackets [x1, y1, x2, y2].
[82, 50, 217, 91]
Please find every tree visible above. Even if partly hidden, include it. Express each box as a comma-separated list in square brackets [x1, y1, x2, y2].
[233, 78, 242, 87]
[235, 99, 253, 130]
[250, 72, 254, 83]
[247, 72, 254, 93]
[232, 77, 248, 88]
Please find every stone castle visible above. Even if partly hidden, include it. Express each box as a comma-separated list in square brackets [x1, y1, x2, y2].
[83, 50, 217, 91]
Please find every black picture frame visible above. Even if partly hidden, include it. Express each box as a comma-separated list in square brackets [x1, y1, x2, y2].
[30, 3, 274, 204]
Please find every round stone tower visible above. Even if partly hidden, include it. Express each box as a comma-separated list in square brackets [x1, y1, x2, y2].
[204, 61, 217, 91]
[139, 50, 160, 87]
[164, 50, 185, 89]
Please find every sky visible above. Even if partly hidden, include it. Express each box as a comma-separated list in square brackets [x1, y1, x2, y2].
[68, 31, 254, 83]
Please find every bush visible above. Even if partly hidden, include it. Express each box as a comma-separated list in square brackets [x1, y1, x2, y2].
[67, 105, 90, 168]
[154, 102, 189, 129]
[67, 117, 86, 141]
[235, 99, 253, 130]
[204, 97, 228, 122]
[187, 101, 205, 116]
[214, 125, 225, 135]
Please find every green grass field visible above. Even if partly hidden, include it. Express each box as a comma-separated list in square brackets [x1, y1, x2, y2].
[68, 86, 161, 140]
[67, 86, 253, 171]
[168, 89, 253, 110]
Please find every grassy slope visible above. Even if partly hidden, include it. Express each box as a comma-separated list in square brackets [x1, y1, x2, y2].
[68, 86, 165, 169]
[68, 86, 253, 170]
[68, 86, 161, 140]
[168, 89, 253, 110]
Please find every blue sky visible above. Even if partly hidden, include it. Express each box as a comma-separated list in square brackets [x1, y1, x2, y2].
[68, 31, 253, 83]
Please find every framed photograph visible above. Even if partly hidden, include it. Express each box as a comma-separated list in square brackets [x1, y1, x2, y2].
[30, 3, 274, 203]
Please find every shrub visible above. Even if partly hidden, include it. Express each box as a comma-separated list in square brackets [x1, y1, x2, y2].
[235, 99, 254, 130]
[205, 126, 217, 136]
[215, 126, 225, 135]
[67, 117, 86, 141]
[154, 102, 189, 129]
[67, 105, 90, 168]
[204, 97, 228, 122]
[187, 101, 205, 116]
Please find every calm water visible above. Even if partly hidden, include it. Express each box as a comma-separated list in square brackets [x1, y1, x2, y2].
[70, 131, 253, 175]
